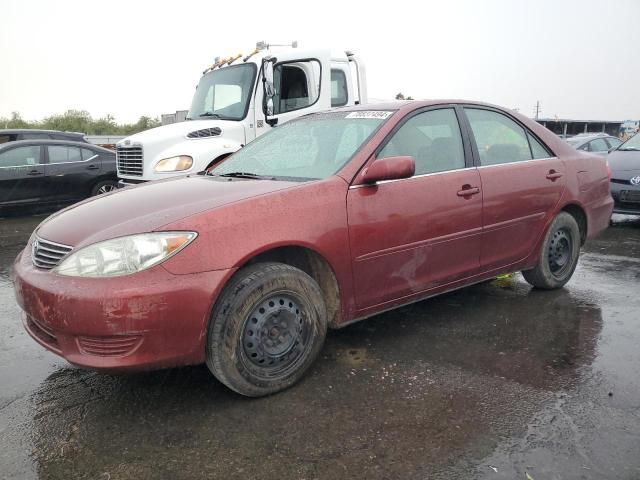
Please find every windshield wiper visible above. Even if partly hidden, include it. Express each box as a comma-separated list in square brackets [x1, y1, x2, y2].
[199, 112, 221, 118]
[617, 147, 640, 151]
[215, 171, 274, 180]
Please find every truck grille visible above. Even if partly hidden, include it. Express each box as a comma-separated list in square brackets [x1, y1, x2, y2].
[117, 145, 144, 176]
[32, 237, 73, 269]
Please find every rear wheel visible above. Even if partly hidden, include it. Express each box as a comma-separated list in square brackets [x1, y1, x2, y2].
[206, 262, 327, 397]
[91, 180, 118, 196]
[522, 212, 581, 289]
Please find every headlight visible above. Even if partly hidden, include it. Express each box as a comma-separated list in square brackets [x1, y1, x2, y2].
[54, 232, 197, 277]
[154, 155, 193, 172]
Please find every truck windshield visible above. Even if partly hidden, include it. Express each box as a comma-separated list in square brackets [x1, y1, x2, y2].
[210, 111, 392, 180]
[187, 64, 257, 121]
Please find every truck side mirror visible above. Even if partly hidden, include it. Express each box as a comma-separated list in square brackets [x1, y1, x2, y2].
[263, 59, 275, 118]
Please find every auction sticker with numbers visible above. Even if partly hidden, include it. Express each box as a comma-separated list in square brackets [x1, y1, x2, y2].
[345, 111, 394, 119]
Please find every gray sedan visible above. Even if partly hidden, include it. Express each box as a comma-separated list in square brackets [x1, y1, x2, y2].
[566, 134, 622, 156]
[607, 134, 640, 215]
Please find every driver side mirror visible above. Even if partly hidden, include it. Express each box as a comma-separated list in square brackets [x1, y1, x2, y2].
[360, 156, 415, 184]
[262, 58, 276, 125]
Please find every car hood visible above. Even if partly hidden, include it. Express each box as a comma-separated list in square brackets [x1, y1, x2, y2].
[36, 176, 299, 248]
[608, 150, 640, 172]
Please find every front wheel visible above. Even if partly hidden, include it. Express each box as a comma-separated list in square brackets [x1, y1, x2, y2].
[206, 262, 327, 397]
[522, 212, 581, 289]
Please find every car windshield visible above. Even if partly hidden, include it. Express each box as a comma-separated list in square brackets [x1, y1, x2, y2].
[618, 133, 640, 151]
[210, 111, 392, 180]
[187, 64, 257, 121]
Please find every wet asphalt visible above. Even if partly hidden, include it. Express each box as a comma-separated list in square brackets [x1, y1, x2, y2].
[0, 211, 639, 480]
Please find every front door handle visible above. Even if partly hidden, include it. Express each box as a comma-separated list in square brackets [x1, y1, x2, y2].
[86, 165, 99, 170]
[457, 185, 480, 197]
[546, 170, 563, 180]
[27, 170, 43, 176]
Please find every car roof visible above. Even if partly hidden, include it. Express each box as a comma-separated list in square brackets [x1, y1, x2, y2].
[0, 138, 114, 154]
[331, 99, 510, 114]
[0, 128, 85, 136]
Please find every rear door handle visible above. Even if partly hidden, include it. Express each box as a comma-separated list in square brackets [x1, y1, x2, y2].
[27, 170, 43, 176]
[546, 170, 563, 180]
[457, 186, 480, 197]
[86, 165, 99, 170]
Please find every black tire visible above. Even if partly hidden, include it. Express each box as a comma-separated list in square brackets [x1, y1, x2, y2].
[206, 262, 327, 397]
[91, 180, 118, 196]
[522, 212, 581, 289]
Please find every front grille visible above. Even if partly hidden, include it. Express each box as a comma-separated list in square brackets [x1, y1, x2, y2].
[77, 335, 142, 357]
[187, 127, 222, 138]
[620, 190, 640, 204]
[117, 145, 144, 176]
[32, 237, 73, 269]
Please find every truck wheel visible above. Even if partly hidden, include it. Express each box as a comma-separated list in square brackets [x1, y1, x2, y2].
[522, 212, 581, 289]
[91, 180, 118, 196]
[206, 262, 327, 397]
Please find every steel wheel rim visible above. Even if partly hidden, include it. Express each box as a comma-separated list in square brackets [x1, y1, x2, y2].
[548, 227, 572, 276]
[241, 293, 310, 378]
[98, 184, 116, 194]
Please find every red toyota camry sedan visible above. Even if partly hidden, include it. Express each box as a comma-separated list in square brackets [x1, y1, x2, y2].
[13, 101, 613, 396]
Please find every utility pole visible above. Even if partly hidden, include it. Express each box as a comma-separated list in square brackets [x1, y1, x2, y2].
[533, 101, 541, 120]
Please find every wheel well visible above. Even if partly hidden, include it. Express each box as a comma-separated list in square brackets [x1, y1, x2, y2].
[562, 204, 587, 245]
[244, 246, 342, 328]
[205, 153, 232, 171]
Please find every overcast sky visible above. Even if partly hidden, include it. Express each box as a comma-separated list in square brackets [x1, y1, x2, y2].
[1, 0, 638, 123]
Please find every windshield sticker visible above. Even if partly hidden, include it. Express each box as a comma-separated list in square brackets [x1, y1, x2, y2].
[345, 111, 394, 120]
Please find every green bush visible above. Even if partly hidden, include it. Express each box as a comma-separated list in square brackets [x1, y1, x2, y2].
[0, 111, 161, 135]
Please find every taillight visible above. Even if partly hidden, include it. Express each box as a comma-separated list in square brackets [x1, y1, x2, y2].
[605, 159, 612, 180]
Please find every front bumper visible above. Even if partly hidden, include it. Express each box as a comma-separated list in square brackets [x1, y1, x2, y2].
[610, 182, 640, 215]
[12, 248, 233, 371]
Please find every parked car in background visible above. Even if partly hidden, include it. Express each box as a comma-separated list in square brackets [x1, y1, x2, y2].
[0, 129, 88, 145]
[13, 100, 612, 396]
[566, 133, 622, 155]
[607, 133, 640, 215]
[0, 139, 117, 209]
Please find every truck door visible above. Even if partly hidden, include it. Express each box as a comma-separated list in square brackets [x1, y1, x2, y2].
[253, 50, 331, 139]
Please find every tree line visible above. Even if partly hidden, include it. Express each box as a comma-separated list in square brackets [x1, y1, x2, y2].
[1, 110, 161, 135]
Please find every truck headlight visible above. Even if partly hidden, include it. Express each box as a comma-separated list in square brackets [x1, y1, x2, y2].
[154, 155, 193, 172]
[54, 232, 197, 277]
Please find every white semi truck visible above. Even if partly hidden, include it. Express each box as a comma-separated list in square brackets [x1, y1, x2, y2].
[116, 42, 367, 184]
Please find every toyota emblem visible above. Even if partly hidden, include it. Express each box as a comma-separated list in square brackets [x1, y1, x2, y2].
[631, 176, 640, 186]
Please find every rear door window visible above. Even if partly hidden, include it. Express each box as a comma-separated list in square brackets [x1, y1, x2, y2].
[378, 108, 466, 175]
[48, 146, 82, 163]
[81, 148, 97, 160]
[0, 145, 41, 167]
[465, 108, 533, 165]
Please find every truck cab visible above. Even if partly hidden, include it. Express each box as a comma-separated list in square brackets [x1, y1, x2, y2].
[116, 43, 367, 184]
